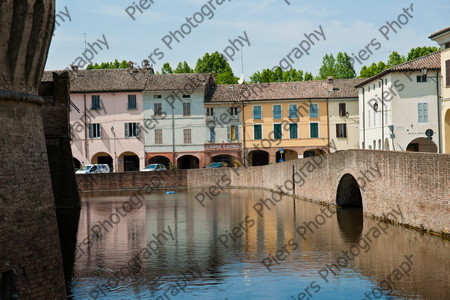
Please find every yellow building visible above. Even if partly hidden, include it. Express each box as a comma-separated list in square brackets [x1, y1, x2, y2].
[430, 27, 450, 153]
[209, 79, 362, 166]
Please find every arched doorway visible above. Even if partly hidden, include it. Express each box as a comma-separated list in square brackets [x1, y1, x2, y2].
[276, 149, 298, 162]
[303, 149, 326, 158]
[73, 158, 81, 171]
[445, 109, 450, 153]
[91, 152, 113, 172]
[406, 137, 437, 153]
[211, 154, 235, 167]
[248, 150, 269, 166]
[148, 156, 171, 168]
[177, 155, 199, 169]
[119, 151, 140, 172]
[336, 174, 362, 208]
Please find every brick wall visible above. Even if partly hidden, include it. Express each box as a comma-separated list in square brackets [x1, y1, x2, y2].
[77, 150, 450, 236]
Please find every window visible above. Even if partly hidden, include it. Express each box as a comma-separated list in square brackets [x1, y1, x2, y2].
[417, 75, 427, 83]
[445, 42, 450, 49]
[254, 124, 262, 140]
[418, 103, 428, 123]
[183, 102, 191, 116]
[368, 86, 370, 92]
[253, 106, 262, 119]
[154, 95, 162, 98]
[125, 122, 140, 138]
[273, 105, 282, 119]
[339, 103, 346, 117]
[206, 107, 214, 116]
[182, 95, 190, 98]
[88, 123, 101, 138]
[289, 104, 298, 119]
[230, 106, 239, 116]
[154, 103, 162, 116]
[128, 95, 137, 109]
[227, 125, 239, 141]
[289, 123, 298, 139]
[273, 124, 282, 139]
[336, 124, 347, 138]
[208, 126, 215, 142]
[183, 129, 191, 144]
[310, 104, 319, 118]
[385, 78, 387, 85]
[446, 60, 450, 86]
[91, 95, 101, 110]
[310, 123, 319, 138]
[155, 129, 163, 144]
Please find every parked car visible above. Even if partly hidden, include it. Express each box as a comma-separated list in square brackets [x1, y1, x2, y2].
[76, 164, 110, 174]
[142, 163, 167, 172]
[205, 162, 228, 168]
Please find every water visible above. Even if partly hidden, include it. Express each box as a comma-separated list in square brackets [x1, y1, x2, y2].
[66, 190, 449, 299]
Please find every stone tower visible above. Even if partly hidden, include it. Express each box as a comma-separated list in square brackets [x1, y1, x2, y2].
[0, 0, 67, 298]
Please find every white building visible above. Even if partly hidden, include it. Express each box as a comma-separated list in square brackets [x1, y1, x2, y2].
[142, 73, 214, 169]
[355, 51, 442, 152]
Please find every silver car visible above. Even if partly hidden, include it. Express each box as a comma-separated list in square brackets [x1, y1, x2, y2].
[141, 163, 167, 172]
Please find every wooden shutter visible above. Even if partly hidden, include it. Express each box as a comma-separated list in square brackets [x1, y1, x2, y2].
[88, 124, 93, 138]
[446, 60, 450, 86]
[234, 125, 239, 140]
[98, 124, 102, 138]
[136, 123, 140, 137]
[227, 126, 231, 141]
[125, 123, 129, 138]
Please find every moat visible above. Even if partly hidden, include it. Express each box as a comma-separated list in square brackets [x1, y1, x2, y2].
[65, 190, 449, 299]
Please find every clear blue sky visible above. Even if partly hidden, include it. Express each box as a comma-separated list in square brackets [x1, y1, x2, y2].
[45, 0, 450, 78]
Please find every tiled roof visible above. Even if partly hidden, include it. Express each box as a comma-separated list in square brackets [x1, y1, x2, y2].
[355, 51, 441, 87]
[42, 68, 150, 92]
[144, 73, 212, 91]
[429, 26, 450, 39]
[207, 78, 363, 103]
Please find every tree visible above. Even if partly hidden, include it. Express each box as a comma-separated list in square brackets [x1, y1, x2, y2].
[335, 52, 356, 79]
[174, 61, 193, 73]
[407, 46, 439, 61]
[359, 62, 387, 78]
[86, 60, 129, 70]
[387, 51, 406, 68]
[194, 52, 238, 84]
[161, 63, 173, 74]
[318, 54, 336, 79]
[304, 72, 313, 81]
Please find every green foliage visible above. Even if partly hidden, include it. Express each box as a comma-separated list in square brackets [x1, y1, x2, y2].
[194, 52, 238, 84]
[386, 51, 406, 68]
[359, 62, 388, 78]
[318, 54, 336, 79]
[86, 59, 129, 70]
[335, 52, 356, 79]
[174, 61, 193, 73]
[249, 68, 306, 83]
[161, 63, 173, 74]
[304, 72, 313, 81]
[406, 46, 439, 61]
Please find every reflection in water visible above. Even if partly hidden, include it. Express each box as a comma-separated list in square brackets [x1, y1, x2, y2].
[336, 207, 364, 244]
[67, 190, 449, 299]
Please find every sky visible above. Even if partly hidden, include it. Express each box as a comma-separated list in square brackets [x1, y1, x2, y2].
[45, 0, 450, 79]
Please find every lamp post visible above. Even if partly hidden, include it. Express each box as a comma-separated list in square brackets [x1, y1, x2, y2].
[421, 68, 442, 153]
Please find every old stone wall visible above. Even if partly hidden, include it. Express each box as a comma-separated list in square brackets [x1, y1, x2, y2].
[76, 150, 449, 236]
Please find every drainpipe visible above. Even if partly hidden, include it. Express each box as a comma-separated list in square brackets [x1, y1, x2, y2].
[379, 78, 385, 150]
[242, 103, 247, 166]
[326, 98, 330, 153]
[172, 104, 175, 163]
[84, 93, 88, 163]
[362, 87, 366, 149]
[436, 70, 442, 153]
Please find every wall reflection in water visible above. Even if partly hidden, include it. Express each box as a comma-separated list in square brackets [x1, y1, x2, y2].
[67, 190, 449, 299]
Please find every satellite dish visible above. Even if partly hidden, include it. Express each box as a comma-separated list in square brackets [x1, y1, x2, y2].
[238, 74, 244, 85]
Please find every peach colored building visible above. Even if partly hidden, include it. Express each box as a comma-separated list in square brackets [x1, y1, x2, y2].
[44, 69, 150, 172]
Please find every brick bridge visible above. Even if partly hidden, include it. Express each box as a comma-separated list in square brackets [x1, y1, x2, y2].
[78, 150, 450, 236]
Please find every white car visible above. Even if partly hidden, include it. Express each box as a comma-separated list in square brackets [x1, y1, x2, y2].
[76, 164, 110, 174]
[141, 164, 167, 172]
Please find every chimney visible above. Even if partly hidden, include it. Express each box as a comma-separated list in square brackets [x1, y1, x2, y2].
[327, 76, 334, 93]
[143, 59, 154, 74]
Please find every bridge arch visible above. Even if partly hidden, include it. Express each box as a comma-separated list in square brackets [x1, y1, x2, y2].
[336, 173, 362, 208]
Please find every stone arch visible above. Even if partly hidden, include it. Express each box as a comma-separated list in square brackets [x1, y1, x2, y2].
[406, 137, 437, 153]
[177, 155, 199, 169]
[303, 148, 326, 158]
[148, 156, 171, 168]
[336, 173, 362, 208]
[248, 150, 269, 166]
[276, 149, 298, 162]
[211, 154, 236, 167]
[91, 152, 113, 171]
[73, 158, 81, 170]
[119, 151, 140, 172]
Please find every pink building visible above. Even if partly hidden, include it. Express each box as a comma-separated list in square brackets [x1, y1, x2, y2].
[43, 69, 150, 172]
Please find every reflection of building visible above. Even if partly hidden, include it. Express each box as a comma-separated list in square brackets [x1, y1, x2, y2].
[43, 69, 149, 172]
[355, 52, 442, 152]
[429, 27, 450, 154]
